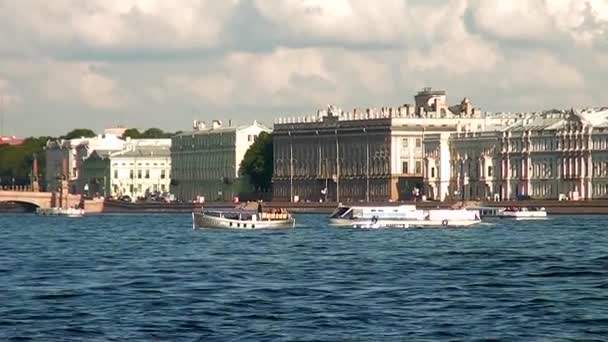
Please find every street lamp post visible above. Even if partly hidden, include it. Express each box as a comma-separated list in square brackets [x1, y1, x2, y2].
[289, 131, 294, 203]
[364, 127, 370, 202]
[335, 128, 340, 203]
[317, 130, 325, 202]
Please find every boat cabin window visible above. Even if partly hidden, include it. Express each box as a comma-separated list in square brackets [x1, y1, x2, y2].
[329, 207, 351, 218]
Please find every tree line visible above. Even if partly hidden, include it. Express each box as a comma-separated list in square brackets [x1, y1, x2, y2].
[0, 127, 177, 187]
[0, 127, 275, 196]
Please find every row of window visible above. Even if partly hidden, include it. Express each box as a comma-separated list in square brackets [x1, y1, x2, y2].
[401, 138, 422, 150]
[274, 145, 390, 162]
[273, 159, 390, 177]
[501, 137, 608, 152]
[174, 134, 236, 149]
[114, 169, 168, 179]
[402, 160, 422, 175]
[113, 162, 169, 166]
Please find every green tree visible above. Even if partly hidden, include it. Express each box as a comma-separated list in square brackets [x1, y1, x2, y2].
[122, 128, 142, 139]
[141, 128, 165, 139]
[0, 136, 51, 186]
[239, 132, 273, 192]
[62, 128, 96, 140]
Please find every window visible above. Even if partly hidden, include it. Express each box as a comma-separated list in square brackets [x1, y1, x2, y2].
[488, 166, 493, 177]
[415, 138, 421, 148]
[402, 161, 409, 174]
[161, 169, 166, 179]
[114, 170, 118, 179]
[145, 170, 150, 179]
[137, 170, 142, 179]
[248, 135, 253, 142]
[431, 167, 435, 178]
[415, 161, 422, 174]
[129, 170, 134, 179]
[402, 138, 409, 149]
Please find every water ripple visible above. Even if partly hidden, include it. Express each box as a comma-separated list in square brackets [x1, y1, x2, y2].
[1, 213, 608, 340]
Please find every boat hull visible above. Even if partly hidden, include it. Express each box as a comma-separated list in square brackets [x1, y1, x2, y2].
[35, 207, 85, 217]
[498, 212, 547, 220]
[192, 212, 295, 229]
[330, 207, 481, 228]
[341, 218, 480, 228]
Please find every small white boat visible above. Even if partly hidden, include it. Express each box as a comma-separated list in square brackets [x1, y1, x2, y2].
[192, 208, 295, 229]
[498, 207, 547, 220]
[467, 206, 547, 220]
[36, 207, 85, 217]
[329, 205, 481, 228]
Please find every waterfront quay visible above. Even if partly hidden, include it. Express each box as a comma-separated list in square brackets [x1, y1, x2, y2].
[101, 199, 608, 215]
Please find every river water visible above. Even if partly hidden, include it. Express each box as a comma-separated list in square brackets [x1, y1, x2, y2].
[1, 214, 607, 341]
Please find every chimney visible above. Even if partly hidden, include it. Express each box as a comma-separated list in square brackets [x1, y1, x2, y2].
[228, 119, 232, 127]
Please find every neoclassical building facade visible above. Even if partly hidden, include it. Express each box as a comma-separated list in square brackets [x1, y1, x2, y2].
[442, 108, 608, 201]
[272, 88, 503, 202]
[171, 120, 270, 202]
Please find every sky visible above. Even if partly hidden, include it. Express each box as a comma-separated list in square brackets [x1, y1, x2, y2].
[1, 0, 608, 137]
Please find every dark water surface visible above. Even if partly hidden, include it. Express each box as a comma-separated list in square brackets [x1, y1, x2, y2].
[1, 214, 607, 341]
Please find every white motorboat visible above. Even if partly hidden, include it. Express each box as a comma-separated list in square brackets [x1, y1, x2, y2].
[192, 208, 295, 229]
[498, 206, 547, 219]
[329, 205, 481, 228]
[36, 207, 85, 217]
[467, 206, 547, 220]
[351, 221, 409, 229]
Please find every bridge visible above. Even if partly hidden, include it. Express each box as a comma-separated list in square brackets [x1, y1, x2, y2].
[0, 190, 83, 209]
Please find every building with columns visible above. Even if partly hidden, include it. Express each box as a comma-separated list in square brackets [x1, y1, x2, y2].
[272, 88, 502, 202]
[443, 108, 608, 201]
[75, 138, 172, 199]
[171, 120, 270, 202]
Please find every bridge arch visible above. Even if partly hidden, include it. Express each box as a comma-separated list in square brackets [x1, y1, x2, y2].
[0, 191, 54, 209]
[0, 200, 40, 212]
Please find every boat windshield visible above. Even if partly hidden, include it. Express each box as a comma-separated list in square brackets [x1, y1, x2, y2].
[329, 207, 352, 219]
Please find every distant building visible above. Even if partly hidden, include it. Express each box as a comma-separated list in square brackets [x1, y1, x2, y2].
[103, 126, 128, 137]
[272, 88, 504, 202]
[45, 129, 125, 192]
[109, 139, 172, 199]
[77, 150, 113, 198]
[171, 120, 271, 202]
[77, 139, 172, 199]
[0, 136, 23, 145]
[444, 108, 608, 201]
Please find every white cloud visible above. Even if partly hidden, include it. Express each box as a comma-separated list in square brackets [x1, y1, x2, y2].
[469, 0, 608, 46]
[39, 61, 128, 110]
[167, 74, 236, 106]
[0, 0, 239, 51]
[0, 0, 607, 135]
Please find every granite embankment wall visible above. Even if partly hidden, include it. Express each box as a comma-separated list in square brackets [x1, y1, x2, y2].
[101, 199, 608, 215]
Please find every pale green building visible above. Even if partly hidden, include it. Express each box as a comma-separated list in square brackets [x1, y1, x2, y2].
[171, 120, 270, 202]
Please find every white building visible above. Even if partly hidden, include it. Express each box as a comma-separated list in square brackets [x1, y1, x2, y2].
[171, 120, 271, 202]
[109, 139, 172, 199]
[437, 108, 608, 201]
[45, 129, 126, 192]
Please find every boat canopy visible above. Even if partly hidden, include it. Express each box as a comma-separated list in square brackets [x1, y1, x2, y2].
[330, 205, 418, 220]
